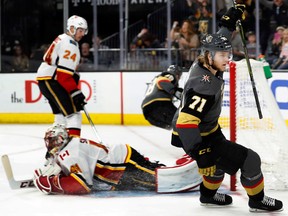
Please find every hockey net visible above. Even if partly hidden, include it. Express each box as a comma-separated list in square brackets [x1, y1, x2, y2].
[220, 59, 288, 191]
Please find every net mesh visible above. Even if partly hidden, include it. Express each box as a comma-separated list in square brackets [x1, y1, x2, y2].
[220, 59, 288, 190]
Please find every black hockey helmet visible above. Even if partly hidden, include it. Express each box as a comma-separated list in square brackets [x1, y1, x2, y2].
[201, 33, 232, 52]
[166, 65, 182, 77]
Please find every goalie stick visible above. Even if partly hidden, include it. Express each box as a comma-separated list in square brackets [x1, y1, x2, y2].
[1, 154, 34, 189]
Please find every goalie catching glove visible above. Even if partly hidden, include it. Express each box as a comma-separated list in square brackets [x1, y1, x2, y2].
[220, 4, 245, 31]
[33, 169, 64, 194]
[189, 142, 216, 177]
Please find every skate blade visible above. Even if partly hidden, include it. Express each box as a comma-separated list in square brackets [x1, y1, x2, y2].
[200, 203, 233, 207]
[249, 207, 284, 212]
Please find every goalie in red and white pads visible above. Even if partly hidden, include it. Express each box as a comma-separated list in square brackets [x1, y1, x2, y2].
[33, 124, 201, 195]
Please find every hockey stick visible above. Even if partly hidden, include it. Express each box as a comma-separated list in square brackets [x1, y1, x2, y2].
[1, 154, 34, 189]
[83, 105, 103, 144]
[232, 1, 263, 119]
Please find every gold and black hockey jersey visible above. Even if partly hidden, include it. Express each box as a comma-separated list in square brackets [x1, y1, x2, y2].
[171, 62, 224, 153]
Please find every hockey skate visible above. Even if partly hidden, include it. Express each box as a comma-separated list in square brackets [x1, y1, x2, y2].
[200, 193, 233, 206]
[249, 195, 283, 212]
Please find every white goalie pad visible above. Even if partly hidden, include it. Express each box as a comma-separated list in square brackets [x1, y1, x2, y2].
[156, 160, 202, 193]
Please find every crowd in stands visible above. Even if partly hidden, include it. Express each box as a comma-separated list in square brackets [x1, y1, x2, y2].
[2, 0, 288, 72]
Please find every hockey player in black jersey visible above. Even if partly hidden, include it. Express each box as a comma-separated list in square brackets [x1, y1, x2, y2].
[141, 65, 183, 130]
[171, 5, 283, 212]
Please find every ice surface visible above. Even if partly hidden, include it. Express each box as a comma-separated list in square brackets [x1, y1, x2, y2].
[0, 124, 287, 216]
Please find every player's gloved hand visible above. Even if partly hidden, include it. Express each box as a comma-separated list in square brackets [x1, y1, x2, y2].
[71, 89, 87, 110]
[33, 169, 52, 194]
[174, 87, 183, 100]
[33, 169, 63, 194]
[189, 142, 216, 177]
[220, 5, 245, 31]
[198, 164, 216, 176]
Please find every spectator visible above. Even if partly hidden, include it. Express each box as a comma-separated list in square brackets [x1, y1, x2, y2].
[90, 36, 112, 69]
[29, 44, 50, 71]
[260, 0, 288, 27]
[266, 26, 285, 65]
[259, 2, 273, 55]
[194, 0, 213, 22]
[11, 43, 29, 72]
[80, 42, 93, 64]
[231, 27, 245, 61]
[130, 28, 161, 51]
[170, 19, 200, 68]
[241, 0, 288, 56]
[78, 42, 94, 71]
[90, 35, 109, 51]
[168, 23, 182, 65]
[246, 31, 257, 59]
[130, 28, 162, 69]
[30, 44, 50, 60]
[186, 0, 201, 24]
[194, 0, 213, 35]
[272, 28, 288, 69]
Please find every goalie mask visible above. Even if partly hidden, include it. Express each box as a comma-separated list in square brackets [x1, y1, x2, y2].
[44, 124, 69, 155]
[67, 15, 88, 36]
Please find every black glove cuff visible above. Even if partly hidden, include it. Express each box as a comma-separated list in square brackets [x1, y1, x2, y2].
[71, 89, 82, 98]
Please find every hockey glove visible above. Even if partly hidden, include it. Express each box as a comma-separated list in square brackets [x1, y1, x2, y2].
[71, 89, 87, 110]
[174, 87, 183, 100]
[33, 169, 64, 194]
[189, 142, 216, 177]
[220, 4, 245, 31]
[33, 169, 52, 194]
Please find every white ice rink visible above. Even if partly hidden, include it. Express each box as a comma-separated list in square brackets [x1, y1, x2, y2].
[0, 124, 287, 216]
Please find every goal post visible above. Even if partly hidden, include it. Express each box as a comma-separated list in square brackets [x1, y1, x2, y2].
[220, 59, 288, 191]
[229, 61, 237, 191]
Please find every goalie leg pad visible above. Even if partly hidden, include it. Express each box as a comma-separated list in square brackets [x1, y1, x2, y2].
[156, 159, 202, 193]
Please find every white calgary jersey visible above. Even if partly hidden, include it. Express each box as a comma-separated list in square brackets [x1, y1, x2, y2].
[55, 138, 129, 186]
[37, 33, 80, 79]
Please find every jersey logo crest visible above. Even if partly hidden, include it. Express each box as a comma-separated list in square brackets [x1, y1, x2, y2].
[201, 74, 211, 83]
[59, 150, 70, 160]
[69, 40, 77, 46]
